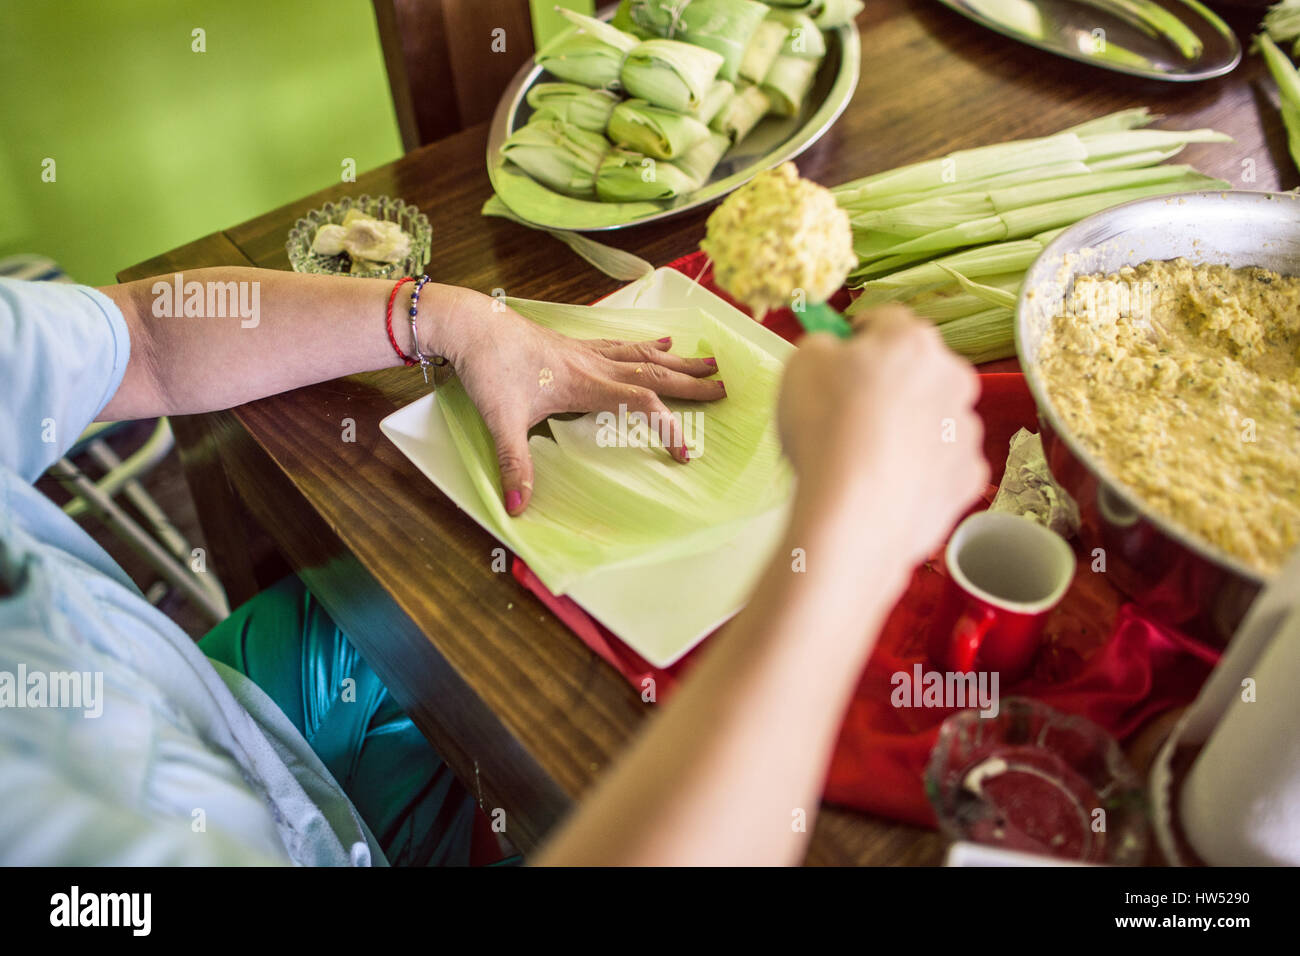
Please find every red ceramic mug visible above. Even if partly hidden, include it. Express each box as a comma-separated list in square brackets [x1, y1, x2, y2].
[928, 512, 1077, 681]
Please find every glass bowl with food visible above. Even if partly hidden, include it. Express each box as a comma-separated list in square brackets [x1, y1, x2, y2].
[926, 697, 1149, 864]
[286, 194, 431, 278]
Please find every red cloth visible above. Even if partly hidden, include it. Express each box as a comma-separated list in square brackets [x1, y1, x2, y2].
[511, 251, 1219, 826]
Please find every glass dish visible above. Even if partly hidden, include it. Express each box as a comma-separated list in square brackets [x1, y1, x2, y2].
[925, 697, 1148, 864]
[285, 194, 431, 279]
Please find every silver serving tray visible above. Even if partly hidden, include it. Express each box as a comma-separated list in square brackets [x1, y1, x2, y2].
[486, 16, 860, 231]
[937, 0, 1240, 81]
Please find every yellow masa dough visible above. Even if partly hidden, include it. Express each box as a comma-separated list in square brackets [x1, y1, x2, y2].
[1039, 258, 1300, 576]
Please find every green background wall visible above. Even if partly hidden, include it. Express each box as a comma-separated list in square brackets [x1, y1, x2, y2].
[0, 0, 405, 285]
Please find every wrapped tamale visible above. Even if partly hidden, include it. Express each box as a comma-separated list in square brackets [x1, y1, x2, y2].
[596, 148, 701, 201]
[738, 18, 789, 84]
[535, 10, 640, 90]
[608, 98, 712, 159]
[621, 38, 725, 112]
[692, 78, 735, 127]
[767, 10, 826, 58]
[619, 0, 771, 83]
[709, 82, 770, 142]
[673, 131, 732, 186]
[526, 82, 622, 132]
[500, 116, 609, 197]
[610, 0, 654, 37]
[760, 53, 820, 117]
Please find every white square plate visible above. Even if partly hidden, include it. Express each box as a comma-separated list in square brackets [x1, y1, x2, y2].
[379, 267, 794, 666]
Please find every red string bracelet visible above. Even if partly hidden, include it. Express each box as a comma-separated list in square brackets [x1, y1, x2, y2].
[386, 276, 418, 366]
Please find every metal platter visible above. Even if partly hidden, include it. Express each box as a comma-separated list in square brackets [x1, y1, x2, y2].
[935, 0, 1241, 82]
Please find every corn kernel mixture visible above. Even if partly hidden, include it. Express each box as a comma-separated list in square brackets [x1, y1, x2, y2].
[1039, 258, 1300, 576]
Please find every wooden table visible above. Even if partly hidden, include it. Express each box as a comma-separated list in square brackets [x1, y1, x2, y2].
[118, 0, 1287, 864]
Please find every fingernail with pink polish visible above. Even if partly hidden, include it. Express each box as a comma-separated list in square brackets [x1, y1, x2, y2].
[703, 357, 717, 367]
[506, 489, 522, 513]
[657, 336, 671, 344]
[717, 380, 727, 396]
[679, 446, 690, 462]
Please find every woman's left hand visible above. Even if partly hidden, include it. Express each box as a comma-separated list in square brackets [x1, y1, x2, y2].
[428, 288, 726, 515]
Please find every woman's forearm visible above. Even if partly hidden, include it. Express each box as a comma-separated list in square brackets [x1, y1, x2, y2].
[537, 471, 913, 866]
[97, 268, 482, 421]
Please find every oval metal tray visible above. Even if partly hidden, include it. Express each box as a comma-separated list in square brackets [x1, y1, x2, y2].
[936, 0, 1240, 81]
[485, 18, 861, 232]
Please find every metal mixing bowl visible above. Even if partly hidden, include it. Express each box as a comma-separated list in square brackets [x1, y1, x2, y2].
[1016, 190, 1300, 643]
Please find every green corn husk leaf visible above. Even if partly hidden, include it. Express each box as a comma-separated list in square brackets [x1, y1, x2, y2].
[621, 38, 725, 111]
[936, 307, 1017, 364]
[1085, 146, 1185, 170]
[499, 116, 610, 197]
[906, 271, 1024, 322]
[1259, 33, 1300, 174]
[608, 98, 711, 159]
[536, 12, 641, 89]
[1263, 0, 1300, 46]
[436, 299, 791, 595]
[710, 82, 770, 141]
[834, 133, 1091, 202]
[847, 228, 1063, 302]
[739, 19, 789, 84]
[830, 118, 1231, 202]
[767, 10, 827, 58]
[693, 78, 736, 127]
[849, 163, 1202, 237]
[808, 0, 864, 26]
[526, 82, 622, 132]
[1078, 127, 1232, 160]
[673, 130, 733, 185]
[596, 148, 700, 201]
[1063, 107, 1156, 136]
[482, 194, 654, 280]
[851, 173, 1227, 277]
[838, 161, 1094, 213]
[935, 263, 1019, 309]
[835, 146, 1191, 214]
[557, 7, 644, 49]
[623, 0, 771, 83]
[760, 53, 820, 116]
[611, 0, 655, 38]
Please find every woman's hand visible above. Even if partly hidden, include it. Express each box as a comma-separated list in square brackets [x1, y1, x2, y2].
[778, 305, 989, 568]
[429, 288, 726, 515]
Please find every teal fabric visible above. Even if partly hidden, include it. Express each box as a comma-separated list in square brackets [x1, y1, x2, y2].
[200, 577, 477, 866]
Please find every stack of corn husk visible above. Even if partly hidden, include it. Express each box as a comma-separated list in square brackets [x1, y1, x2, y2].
[833, 108, 1232, 363]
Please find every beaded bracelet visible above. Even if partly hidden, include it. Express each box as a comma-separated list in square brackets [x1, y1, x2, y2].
[386, 274, 448, 382]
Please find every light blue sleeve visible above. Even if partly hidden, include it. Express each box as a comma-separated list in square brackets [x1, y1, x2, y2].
[0, 277, 131, 483]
